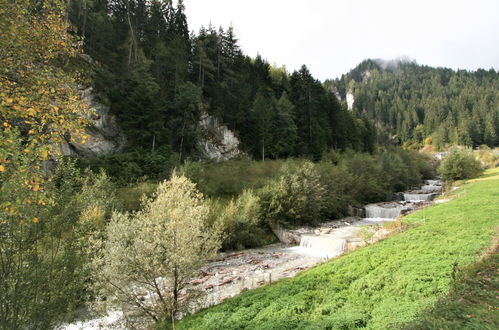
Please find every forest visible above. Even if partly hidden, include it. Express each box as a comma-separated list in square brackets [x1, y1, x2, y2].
[0, 0, 497, 329]
[326, 58, 499, 150]
[67, 0, 374, 182]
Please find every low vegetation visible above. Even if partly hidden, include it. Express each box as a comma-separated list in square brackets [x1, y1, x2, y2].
[438, 148, 484, 181]
[176, 168, 499, 329]
[403, 245, 498, 329]
[476, 146, 499, 169]
[113, 149, 436, 251]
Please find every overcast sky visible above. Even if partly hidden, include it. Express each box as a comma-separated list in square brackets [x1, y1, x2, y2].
[183, 0, 499, 81]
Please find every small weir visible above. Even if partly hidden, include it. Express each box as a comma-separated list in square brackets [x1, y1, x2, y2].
[295, 202, 410, 257]
[425, 179, 442, 186]
[364, 202, 408, 219]
[421, 185, 441, 193]
[299, 235, 346, 258]
[403, 191, 436, 202]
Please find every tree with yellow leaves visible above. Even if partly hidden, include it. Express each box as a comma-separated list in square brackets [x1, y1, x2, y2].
[0, 0, 90, 210]
[0, 0, 94, 328]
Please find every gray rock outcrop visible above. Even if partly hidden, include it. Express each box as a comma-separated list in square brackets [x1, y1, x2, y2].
[57, 87, 126, 157]
[197, 112, 240, 161]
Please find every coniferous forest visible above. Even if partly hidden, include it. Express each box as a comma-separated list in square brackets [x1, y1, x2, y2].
[69, 0, 373, 165]
[327, 59, 499, 149]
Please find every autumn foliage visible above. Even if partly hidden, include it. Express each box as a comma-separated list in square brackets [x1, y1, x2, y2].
[0, 0, 89, 215]
[0, 0, 94, 327]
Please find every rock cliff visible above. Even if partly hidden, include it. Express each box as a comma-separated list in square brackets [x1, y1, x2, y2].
[56, 87, 126, 157]
[197, 112, 240, 161]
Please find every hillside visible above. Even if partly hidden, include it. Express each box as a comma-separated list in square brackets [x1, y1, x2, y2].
[68, 2, 498, 185]
[176, 168, 499, 329]
[326, 59, 499, 150]
[68, 0, 372, 176]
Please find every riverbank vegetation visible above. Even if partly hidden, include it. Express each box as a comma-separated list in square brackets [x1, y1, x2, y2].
[111, 148, 436, 252]
[178, 148, 435, 250]
[176, 168, 499, 329]
[438, 148, 484, 181]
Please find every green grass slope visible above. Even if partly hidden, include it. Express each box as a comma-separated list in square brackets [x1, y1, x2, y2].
[176, 168, 499, 330]
[403, 245, 498, 329]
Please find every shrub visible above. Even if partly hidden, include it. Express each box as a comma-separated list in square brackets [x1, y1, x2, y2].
[0, 158, 117, 328]
[179, 159, 292, 198]
[80, 147, 180, 184]
[338, 152, 389, 204]
[379, 150, 415, 192]
[408, 150, 438, 179]
[216, 190, 274, 250]
[321, 149, 342, 165]
[438, 149, 484, 181]
[316, 163, 354, 218]
[259, 162, 327, 227]
[475, 145, 499, 168]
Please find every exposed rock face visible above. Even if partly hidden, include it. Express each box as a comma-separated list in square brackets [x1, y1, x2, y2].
[346, 90, 354, 111]
[197, 112, 240, 161]
[57, 87, 126, 157]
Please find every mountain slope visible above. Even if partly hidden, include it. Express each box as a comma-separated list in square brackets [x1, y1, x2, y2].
[326, 59, 499, 150]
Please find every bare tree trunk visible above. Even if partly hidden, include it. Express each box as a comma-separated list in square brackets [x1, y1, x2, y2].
[179, 120, 186, 162]
[126, 1, 137, 65]
[82, 0, 87, 38]
[217, 46, 221, 81]
[172, 265, 178, 329]
[308, 91, 312, 143]
[198, 58, 202, 85]
[262, 137, 265, 162]
[174, 66, 178, 100]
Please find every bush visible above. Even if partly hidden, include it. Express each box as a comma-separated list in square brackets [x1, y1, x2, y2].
[259, 162, 327, 227]
[475, 145, 499, 168]
[0, 158, 117, 328]
[338, 152, 389, 204]
[179, 159, 292, 198]
[215, 190, 274, 250]
[80, 147, 180, 184]
[438, 149, 484, 181]
[379, 150, 415, 192]
[316, 163, 354, 218]
[407, 150, 438, 179]
[93, 175, 222, 324]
